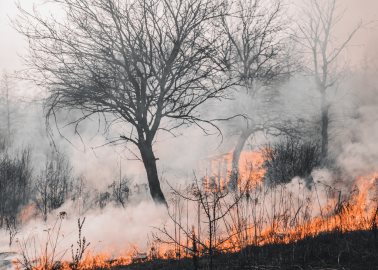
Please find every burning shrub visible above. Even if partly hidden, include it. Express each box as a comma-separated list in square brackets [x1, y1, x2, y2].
[262, 137, 321, 186]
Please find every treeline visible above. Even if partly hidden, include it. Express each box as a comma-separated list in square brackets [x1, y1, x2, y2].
[0, 134, 145, 246]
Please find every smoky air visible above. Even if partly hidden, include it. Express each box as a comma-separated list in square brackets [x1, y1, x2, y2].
[0, 0, 377, 269]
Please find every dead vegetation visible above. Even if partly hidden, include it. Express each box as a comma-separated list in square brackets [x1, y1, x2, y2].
[107, 230, 378, 270]
[0, 0, 375, 269]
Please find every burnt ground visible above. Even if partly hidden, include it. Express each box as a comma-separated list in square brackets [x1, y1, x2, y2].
[107, 230, 378, 270]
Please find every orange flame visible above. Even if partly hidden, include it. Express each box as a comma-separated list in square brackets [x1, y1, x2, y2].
[15, 151, 378, 269]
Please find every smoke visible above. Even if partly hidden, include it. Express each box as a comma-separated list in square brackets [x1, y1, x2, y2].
[334, 64, 378, 177]
[0, 201, 168, 259]
[0, 1, 377, 267]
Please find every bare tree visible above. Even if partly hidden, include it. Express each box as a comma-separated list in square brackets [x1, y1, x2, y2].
[109, 159, 130, 208]
[34, 151, 73, 221]
[220, 0, 294, 189]
[5, 216, 18, 247]
[1, 72, 13, 144]
[296, 0, 361, 162]
[70, 176, 94, 215]
[109, 177, 130, 208]
[16, 0, 232, 206]
[0, 148, 32, 228]
[155, 175, 247, 269]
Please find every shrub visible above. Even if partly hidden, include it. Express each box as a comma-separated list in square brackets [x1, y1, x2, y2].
[262, 137, 320, 186]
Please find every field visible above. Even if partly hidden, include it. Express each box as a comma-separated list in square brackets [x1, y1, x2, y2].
[110, 230, 378, 270]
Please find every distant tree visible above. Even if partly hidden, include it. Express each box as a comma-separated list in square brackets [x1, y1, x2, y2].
[95, 191, 111, 210]
[220, 0, 295, 189]
[17, 0, 232, 206]
[0, 148, 32, 227]
[70, 176, 95, 215]
[109, 177, 130, 208]
[34, 151, 73, 221]
[296, 0, 361, 162]
[94, 179, 131, 209]
[0, 72, 14, 144]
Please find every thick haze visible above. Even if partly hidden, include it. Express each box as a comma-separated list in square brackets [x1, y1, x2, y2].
[0, 0, 378, 258]
[0, 0, 377, 193]
[0, 0, 377, 196]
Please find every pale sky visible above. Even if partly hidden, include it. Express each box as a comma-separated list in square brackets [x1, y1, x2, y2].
[0, 0, 377, 72]
[0, 0, 24, 71]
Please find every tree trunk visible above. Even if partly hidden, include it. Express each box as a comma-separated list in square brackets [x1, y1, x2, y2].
[229, 128, 254, 191]
[320, 92, 329, 163]
[138, 141, 167, 206]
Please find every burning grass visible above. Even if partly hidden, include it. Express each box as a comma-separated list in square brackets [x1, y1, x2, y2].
[11, 151, 378, 270]
[110, 230, 378, 269]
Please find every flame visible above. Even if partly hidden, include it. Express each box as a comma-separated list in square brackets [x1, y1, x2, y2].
[60, 252, 133, 270]
[212, 164, 378, 249]
[14, 151, 378, 269]
[188, 151, 378, 254]
[202, 150, 266, 191]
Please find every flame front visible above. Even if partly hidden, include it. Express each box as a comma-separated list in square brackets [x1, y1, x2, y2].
[15, 151, 378, 270]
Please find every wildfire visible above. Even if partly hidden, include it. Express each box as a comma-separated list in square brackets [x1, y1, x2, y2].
[210, 164, 378, 249]
[13, 151, 378, 270]
[60, 252, 133, 270]
[185, 151, 378, 255]
[203, 150, 266, 191]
